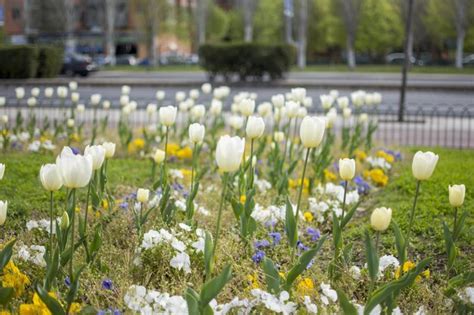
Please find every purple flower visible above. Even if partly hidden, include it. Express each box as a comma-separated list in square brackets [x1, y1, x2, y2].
[297, 241, 309, 252]
[254, 239, 271, 249]
[354, 176, 371, 195]
[64, 276, 71, 287]
[306, 228, 321, 242]
[119, 202, 129, 209]
[71, 147, 80, 155]
[269, 232, 281, 245]
[102, 279, 113, 290]
[252, 250, 265, 263]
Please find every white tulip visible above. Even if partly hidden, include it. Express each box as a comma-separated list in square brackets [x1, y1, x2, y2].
[1, 115, 8, 124]
[191, 105, 206, 121]
[159, 106, 177, 126]
[201, 83, 212, 94]
[121, 85, 131, 95]
[60, 211, 69, 229]
[67, 118, 75, 128]
[351, 90, 366, 107]
[285, 101, 300, 118]
[103, 100, 111, 109]
[339, 158, 356, 180]
[210, 99, 222, 116]
[189, 123, 205, 144]
[40, 164, 63, 191]
[359, 113, 368, 123]
[179, 100, 191, 112]
[153, 149, 165, 164]
[102, 142, 116, 158]
[0, 97, 5, 106]
[31, 87, 40, 97]
[271, 94, 285, 108]
[449, 184, 465, 207]
[120, 95, 129, 107]
[0, 164, 4, 180]
[189, 89, 200, 100]
[215, 135, 245, 172]
[175, 91, 186, 102]
[15, 87, 25, 99]
[291, 88, 306, 103]
[90, 94, 102, 106]
[239, 98, 255, 117]
[257, 102, 273, 117]
[320, 94, 334, 110]
[229, 115, 244, 130]
[76, 104, 85, 113]
[274, 131, 285, 142]
[0, 201, 7, 225]
[297, 107, 307, 118]
[137, 188, 150, 203]
[68, 81, 78, 91]
[329, 89, 339, 99]
[412, 151, 439, 181]
[44, 87, 54, 98]
[370, 207, 392, 231]
[299, 116, 326, 148]
[56, 148, 93, 188]
[27, 97, 37, 107]
[146, 103, 157, 114]
[85, 145, 106, 170]
[129, 101, 137, 111]
[122, 104, 132, 115]
[303, 97, 313, 108]
[156, 90, 165, 101]
[343, 108, 352, 119]
[337, 97, 349, 109]
[373, 92, 382, 105]
[57, 86, 68, 99]
[246, 116, 265, 139]
[71, 92, 80, 103]
[326, 108, 338, 128]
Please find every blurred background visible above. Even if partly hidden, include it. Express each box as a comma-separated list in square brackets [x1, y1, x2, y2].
[0, 0, 473, 72]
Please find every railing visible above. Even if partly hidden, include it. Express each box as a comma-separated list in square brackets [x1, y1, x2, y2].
[1, 103, 473, 149]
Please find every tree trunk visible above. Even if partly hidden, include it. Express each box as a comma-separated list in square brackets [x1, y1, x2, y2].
[197, 0, 207, 45]
[148, 27, 157, 67]
[284, 0, 294, 44]
[243, 0, 253, 42]
[105, 0, 116, 65]
[346, 36, 356, 69]
[407, 27, 414, 61]
[64, 0, 76, 53]
[455, 30, 465, 69]
[297, 0, 308, 68]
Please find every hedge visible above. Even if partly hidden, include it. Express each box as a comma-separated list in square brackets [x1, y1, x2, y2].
[198, 43, 295, 81]
[0, 45, 63, 79]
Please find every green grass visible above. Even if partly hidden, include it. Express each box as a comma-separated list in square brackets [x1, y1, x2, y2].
[102, 64, 474, 74]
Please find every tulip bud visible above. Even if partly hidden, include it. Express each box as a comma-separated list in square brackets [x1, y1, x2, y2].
[370, 207, 392, 231]
[246, 116, 265, 139]
[159, 106, 177, 127]
[120, 95, 129, 107]
[27, 97, 37, 107]
[102, 142, 116, 158]
[0, 164, 4, 180]
[90, 94, 102, 106]
[153, 149, 165, 164]
[343, 108, 352, 119]
[215, 135, 245, 173]
[274, 131, 285, 142]
[175, 91, 186, 102]
[412, 151, 438, 181]
[1, 115, 8, 124]
[137, 188, 150, 203]
[229, 115, 244, 130]
[337, 97, 349, 109]
[285, 101, 300, 118]
[239, 98, 255, 117]
[71, 92, 80, 103]
[57, 86, 68, 99]
[189, 123, 205, 144]
[210, 99, 222, 116]
[300, 116, 326, 148]
[0, 201, 7, 225]
[121, 85, 131, 95]
[156, 90, 165, 101]
[303, 97, 313, 108]
[339, 158, 356, 180]
[69, 81, 78, 91]
[44, 87, 54, 98]
[449, 184, 465, 207]
[76, 104, 85, 113]
[291, 88, 306, 103]
[271, 94, 285, 108]
[257, 102, 272, 117]
[146, 103, 157, 114]
[359, 113, 368, 123]
[67, 119, 75, 128]
[326, 109, 337, 128]
[329, 89, 339, 99]
[297, 107, 307, 118]
[320, 95, 334, 110]
[15, 87, 25, 99]
[191, 105, 206, 121]
[189, 89, 200, 100]
[85, 145, 106, 170]
[31, 87, 40, 97]
[103, 100, 111, 109]
[60, 211, 69, 230]
[0, 97, 5, 107]
[40, 164, 63, 191]
[201, 83, 212, 94]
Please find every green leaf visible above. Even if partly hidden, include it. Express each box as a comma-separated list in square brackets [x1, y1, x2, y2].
[332, 212, 342, 253]
[88, 225, 102, 261]
[185, 287, 200, 315]
[65, 265, 86, 308]
[262, 257, 281, 294]
[442, 221, 456, 270]
[78, 305, 98, 315]
[35, 283, 66, 315]
[0, 287, 14, 305]
[391, 221, 406, 265]
[204, 231, 214, 278]
[0, 239, 16, 270]
[44, 247, 59, 291]
[285, 235, 327, 290]
[445, 272, 474, 297]
[453, 210, 468, 241]
[200, 264, 232, 307]
[364, 258, 431, 315]
[365, 230, 379, 283]
[285, 199, 297, 248]
[336, 288, 357, 315]
[340, 201, 361, 229]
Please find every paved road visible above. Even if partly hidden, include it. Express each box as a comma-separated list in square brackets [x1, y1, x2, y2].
[0, 84, 473, 113]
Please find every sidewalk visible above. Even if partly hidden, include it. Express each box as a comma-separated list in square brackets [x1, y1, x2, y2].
[0, 71, 473, 91]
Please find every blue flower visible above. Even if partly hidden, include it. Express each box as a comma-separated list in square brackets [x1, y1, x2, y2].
[102, 278, 113, 290]
[64, 276, 71, 287]
[252, 250, 265, 263]
[269, 232, 281, 245]
[297, 240, 309, 252]
[354, 176, 371, 195]
[306, 228, 320, 242]
[71, 147, 80, 155]
[119, 202, 129, 209]
[254, 239, 270, 249]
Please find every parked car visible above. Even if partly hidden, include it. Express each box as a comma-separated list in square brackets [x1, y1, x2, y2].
[463, 54, 474, 66]
[385, 53, 417, 65]
[61, 53, 98, 77]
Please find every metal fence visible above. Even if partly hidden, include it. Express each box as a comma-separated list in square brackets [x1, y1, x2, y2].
[2, 104, 474, 149]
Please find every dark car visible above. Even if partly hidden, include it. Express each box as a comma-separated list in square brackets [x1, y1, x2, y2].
[385, 53, 417, 65]
[61, 53, 98, 77]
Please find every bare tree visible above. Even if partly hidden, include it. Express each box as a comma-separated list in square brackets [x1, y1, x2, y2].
[196, 0, 208, 45]
[297, 0, 308, 68]
[450, 0, 470, 69]
[339, 0, 361, 69]
[242, 0, 256, 42]
[398, 0, 414, 122]
[105, 0, 116, 65]
[64, 0, 76, 53]
[284, 0, 294, 44]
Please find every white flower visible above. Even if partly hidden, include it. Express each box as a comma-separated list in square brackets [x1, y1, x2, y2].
[84, 145, 106, 170]
[303, 296, 318, 314]
[320, 282, 337, 305]
[191, 238, 205, 253]
[378, 255, 400, 276]
[350, 265, 361, 280]
[170, 252, 191, 273]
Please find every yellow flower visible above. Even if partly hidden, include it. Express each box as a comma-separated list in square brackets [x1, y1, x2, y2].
[70, 133, 80, 143]
[75, 206, 81, 213]
[166, 143, 180, 156]
[296, 277, 314, 296]
[324, 169, 337, 182]
[355, 150, 367, 161]
[176, 147, 193, 160]
[69, 303, 82, 314]
[288, 178, 309, 190]
[369, 168, 388, 186]
[304, 211, 313, 222]
[127, 138, 145, 154]
[2, 261, 30, 297]
[95, 211, 102, 219]
[101, 199, 109, 210]
[246, 273, 260, 289]
[0, 311, 11, 315]
[20, 292, 59, 315]
[240, 195, 247, 204]
[39, 135, 49, 143]
[376, 150, 394, 163]
[180, 169, 193, 182]
[395, 261, 430, 282]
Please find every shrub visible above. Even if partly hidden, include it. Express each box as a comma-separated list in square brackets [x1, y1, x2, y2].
[198, 43, 295, 81]
[37, 46, 64, 78]
[0, 45, 39, 79]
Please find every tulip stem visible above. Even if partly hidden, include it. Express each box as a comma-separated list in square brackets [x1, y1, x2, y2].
[453, 207, 458, 234]
[69, 188, 76, 280]
[340, 180, 348, 221]
[405, 180, 421, 267]
[291, 147, 311, 263]
[164, 127, 169, 166]
[248, 139, 254, 189]
[49, 191, 54, 262]
[212, 173, 229, 265]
